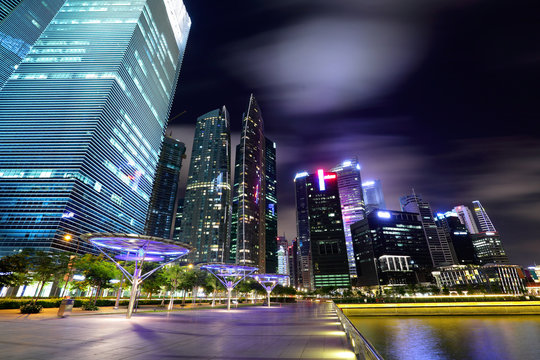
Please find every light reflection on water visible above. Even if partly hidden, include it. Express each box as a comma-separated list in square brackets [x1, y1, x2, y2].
[349, 316, 540, 360]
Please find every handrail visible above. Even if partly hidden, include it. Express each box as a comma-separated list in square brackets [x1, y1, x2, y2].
[331, 301, 384, 360]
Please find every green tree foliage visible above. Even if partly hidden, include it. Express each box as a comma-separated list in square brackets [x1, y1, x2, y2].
[29, 251, 71, 302]
[75, 254, 118, 305]
[140, 263, 165, 298]
[0, 252, 30, 289]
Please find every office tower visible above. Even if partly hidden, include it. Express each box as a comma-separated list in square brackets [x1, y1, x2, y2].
[172, 198, 184, 240]
[144, 136, 185, 239]
[230, 94, 266, 270]
[288, 239, 300, 288]
[264, 137, 278, 273]
[277, 244, 288, 276]
[472, 200, 496, 232]
[351, 210, 433, 286]
[400, 194, 456, 267]
[0, 0, 191, 256]
[180, 107, 231, 263]
[435, 212, 476, 264]
[471, 231, 509, 264]
[0, 0, 66, 89]
[332, 158, 365, 279]
[297, 169, 350, 288]
[294, 172, 313, 290]
[362, 179, 386, 212]
[453, 205, 479, 234]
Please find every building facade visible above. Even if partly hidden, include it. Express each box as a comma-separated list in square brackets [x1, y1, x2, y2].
[294, 172, 312, 290]
[453, 205, 479, 234]
[230, 94, 267, 271]
[362, 179, 386, 213]
[432, 264, 524, 294]
[331, 158, 365, 280]
[471, 231, 509, 264]
[351, 210, 433, 286]
[145, 136, 185, 239]
[472, 200, 496, 232]
[302, 170, 350, 288]
[0, 0, 67, 89]
[0, 0, 191, 256]
[435, 211, 476, 264]
[264, 137, 278, 273]
[400, 193, 456, 267]
[180, 107, 231, 263]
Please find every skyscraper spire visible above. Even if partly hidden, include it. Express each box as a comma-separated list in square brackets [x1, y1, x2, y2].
[472, 200, 497, 232]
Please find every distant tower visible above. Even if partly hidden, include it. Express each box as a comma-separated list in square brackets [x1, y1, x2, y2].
[230, 94, 266, 271]
[145, 137, 186, 239]
[276, 236, 288, 275]
[435, 211, 476, 264]
[296, 169, 350, 288]
[181, 107, 231, 263]
[362, 179, 386, 212]
[453, 205, 479, 234]
[472, 200, 496, 232]
[294, 172, 313, 290]
[331, 158, 365, 279]
[400, 193, 456, 267]
[264, 137, 278, 273]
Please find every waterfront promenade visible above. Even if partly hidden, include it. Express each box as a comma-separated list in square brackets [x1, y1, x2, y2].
[0, 301, 355, 359]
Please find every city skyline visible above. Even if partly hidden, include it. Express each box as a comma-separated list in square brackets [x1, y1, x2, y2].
[166, 0, 539, 266]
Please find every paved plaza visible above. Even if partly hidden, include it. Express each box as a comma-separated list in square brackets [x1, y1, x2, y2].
[0, 301, 355, 359]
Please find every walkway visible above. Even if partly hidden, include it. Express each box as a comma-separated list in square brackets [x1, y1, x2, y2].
[0, 301, 355, 359]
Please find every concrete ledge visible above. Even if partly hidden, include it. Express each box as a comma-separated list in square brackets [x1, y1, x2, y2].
[338, 301, 540, 316]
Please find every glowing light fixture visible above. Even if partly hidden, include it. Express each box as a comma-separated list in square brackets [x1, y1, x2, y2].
[377, 211, 391, 219]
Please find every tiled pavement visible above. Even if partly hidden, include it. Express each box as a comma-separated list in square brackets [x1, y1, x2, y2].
[0, 301, 355, 359]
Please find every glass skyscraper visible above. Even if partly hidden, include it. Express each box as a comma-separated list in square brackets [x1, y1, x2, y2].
[230, 95, 267, 271]
[264, 137, 278, 273]
[181, 107, 231, 264]
[145, 136, 186, 239]
[362, 179, 386, 213]
[297, 169, 350, 288]
[453, 205, 480, 234]
[0, 0, 67, 89]
[0, 0, 191, 256]
[472, 200, 497, 232]
[331, 158, 365, 279]
[400, 193, 456, 267]
[294, 171, 313, 290]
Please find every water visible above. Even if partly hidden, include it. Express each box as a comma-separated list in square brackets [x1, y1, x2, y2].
[349, 315, 540, 360]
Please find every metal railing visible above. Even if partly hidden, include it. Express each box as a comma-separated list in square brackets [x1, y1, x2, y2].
[331, 301, 384, 360]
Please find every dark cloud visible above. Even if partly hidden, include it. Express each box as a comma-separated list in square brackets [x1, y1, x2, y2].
[169, 0, 540, 265]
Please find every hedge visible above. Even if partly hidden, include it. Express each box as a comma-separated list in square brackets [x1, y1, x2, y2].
[0, 298, 214, 309]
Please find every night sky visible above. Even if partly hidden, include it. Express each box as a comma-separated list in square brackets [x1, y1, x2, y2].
[167, 0, 540, 266]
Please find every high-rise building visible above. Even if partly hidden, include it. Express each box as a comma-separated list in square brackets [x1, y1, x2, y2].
[351, 210, 433, 286]
[297, 169, 350, 288]
[472, 200, 496, 232]
[435, 211, 476, 264]
[264, 137, 278, 273]
[362, 179, 386, 213]
[294, 172, 313, 290]
[472, 231, 509, 264]
[453, 205, 479, 234]
[287, 238, 300, 288]
[230, 94, 266, 270]
[276, 236, 288, 276]
[332, 158, 365, 279]
[180, 107, 231, 264]
[400, 193, 456, 267]
[0, 0, 67, 89]
[0, 0, 191, 256]
[172, 198, 184, 240]
[145, 136, 186, 239]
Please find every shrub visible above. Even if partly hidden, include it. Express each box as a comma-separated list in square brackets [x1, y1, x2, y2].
[81, 301, 99, 311]
[20, 302, 43, 314]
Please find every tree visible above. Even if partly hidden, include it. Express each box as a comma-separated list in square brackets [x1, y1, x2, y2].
[191, 269, 207, 304]
[178, 268, 196, 305]
[0, 252, 30, 293]
[75, 254, 118, 305]
[29, 251, 71, 302]
[163, 265, 184, 310]
[140, 263, 165, 299]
